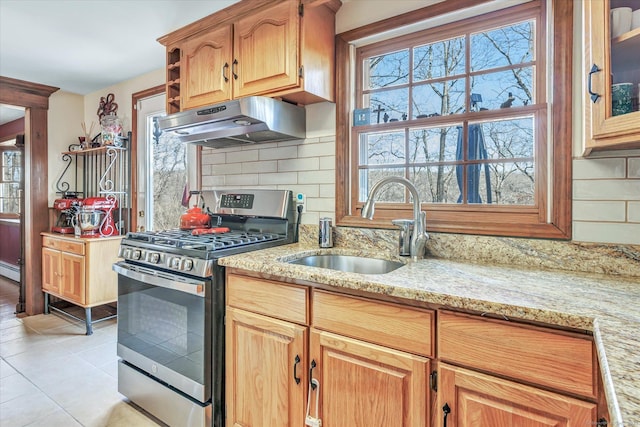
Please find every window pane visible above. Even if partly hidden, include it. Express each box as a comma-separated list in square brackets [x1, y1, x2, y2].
[477, 117, 535, 160]
[410, 165, 459, 203]
[364, 49, 410, 89]
[413, 36, 466, 81]
[412, 79, 466, 118]
[487, 161, 535, 205]
[471, 67, 534, 110]
[359, 131, 406, 165]
[408, 126, 459, 163]
[366, 87, 410, 124]
[359, 168, 405, 202]
[471, 21, 534, 72]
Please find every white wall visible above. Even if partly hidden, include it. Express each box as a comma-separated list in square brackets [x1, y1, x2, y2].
[46, 69, 164, 205]
[47, 91, 84, 204]
[82, 69, 165, 139]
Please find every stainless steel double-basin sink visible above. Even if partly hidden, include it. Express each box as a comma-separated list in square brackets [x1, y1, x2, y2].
[288, 253, 405, 275]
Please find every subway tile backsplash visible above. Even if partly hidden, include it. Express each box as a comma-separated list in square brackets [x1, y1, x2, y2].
[572, 157, 640, 244]
[200, 135, 336, 225]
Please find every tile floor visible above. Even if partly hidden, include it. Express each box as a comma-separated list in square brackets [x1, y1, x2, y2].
[0, 276, 163, 426]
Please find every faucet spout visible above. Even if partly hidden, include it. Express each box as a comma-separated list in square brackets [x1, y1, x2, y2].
[360, 177, 429, 261]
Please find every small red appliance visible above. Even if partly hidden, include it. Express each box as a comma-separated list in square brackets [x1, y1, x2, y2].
[52, 195, 83, 234]
[78, 197, 119, 237]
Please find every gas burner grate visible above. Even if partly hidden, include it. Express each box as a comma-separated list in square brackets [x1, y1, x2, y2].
[125, 229, 283, 252]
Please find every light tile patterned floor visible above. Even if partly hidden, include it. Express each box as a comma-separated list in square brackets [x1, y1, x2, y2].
[0, 277, 163, 427]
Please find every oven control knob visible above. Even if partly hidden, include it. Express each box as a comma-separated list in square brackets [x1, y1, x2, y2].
[170, 257, 181, 269]
[182, 259, 194, 271]
[132, 250, 142, 260]
[149, 252, 160, 264]
[121, 248, 131, 259]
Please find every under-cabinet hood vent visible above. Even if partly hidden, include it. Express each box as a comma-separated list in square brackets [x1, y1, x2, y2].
[157, 96, 306, 148]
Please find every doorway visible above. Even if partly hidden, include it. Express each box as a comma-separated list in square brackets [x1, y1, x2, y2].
[0, 105, 25, 313]
[136, 93, 190, 231]
[131, 86, 199, 232]
[0, 77, 58, 316]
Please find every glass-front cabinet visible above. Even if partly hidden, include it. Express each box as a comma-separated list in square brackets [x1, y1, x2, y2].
[584, 0, 640, 155]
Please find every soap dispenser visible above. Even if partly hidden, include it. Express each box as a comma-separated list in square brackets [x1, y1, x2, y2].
[319, 217, 333, 248]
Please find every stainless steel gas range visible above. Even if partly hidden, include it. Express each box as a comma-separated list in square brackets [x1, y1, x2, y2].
[112, 189, 298, 427]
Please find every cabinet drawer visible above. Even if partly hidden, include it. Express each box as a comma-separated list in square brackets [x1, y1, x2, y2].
[226, 274, 309, 325]
[312, 290, 434, 357]
[42, 236, 85, 255]
[438, 311, 596, 399]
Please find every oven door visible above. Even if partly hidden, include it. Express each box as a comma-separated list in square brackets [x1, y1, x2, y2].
[113, 261, 212, 403]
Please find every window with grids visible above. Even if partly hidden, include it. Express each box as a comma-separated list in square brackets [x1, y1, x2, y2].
[337, 0, 572, 238]
[355, 6, 542, 208]
[0, 147, 22, 216]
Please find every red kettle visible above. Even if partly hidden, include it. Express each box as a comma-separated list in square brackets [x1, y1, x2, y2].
[180, 191, 211, 230]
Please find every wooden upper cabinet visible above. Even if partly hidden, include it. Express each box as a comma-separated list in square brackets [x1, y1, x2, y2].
[158, 0, 338, 112]
[583, 0, 640, 155]
[182, 26, 233, 110]
[234, 1, 299, 99]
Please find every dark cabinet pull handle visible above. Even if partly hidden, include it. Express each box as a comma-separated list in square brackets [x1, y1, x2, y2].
[294, 355, 301, 384]
[443, 403, 451, 427]
[309, 359, 317, 390]
[232, 59, 238, 80]
[222, 62, 229, 83]
[588, 63, 601, 103]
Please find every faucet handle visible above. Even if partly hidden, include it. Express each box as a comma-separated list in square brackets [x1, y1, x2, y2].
[391, 219, 413, 257]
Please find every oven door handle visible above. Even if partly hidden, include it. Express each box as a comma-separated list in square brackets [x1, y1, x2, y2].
[113, 262, 206, 297]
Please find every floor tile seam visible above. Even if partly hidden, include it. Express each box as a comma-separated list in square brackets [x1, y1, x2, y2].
[3, 360, 102, 425]
[1, 388, 81, 427]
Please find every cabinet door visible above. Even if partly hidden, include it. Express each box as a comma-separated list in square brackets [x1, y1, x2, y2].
[42, 247, 61, 295]
[233, 1, 299, 98]
[60, 252, 85, 304]
[438, 364, 596, 427]
[310, 329, 430, 427]
[226, 307, 307, 427]
[583, 0, 640, 153]
[182, 25, 233, 110]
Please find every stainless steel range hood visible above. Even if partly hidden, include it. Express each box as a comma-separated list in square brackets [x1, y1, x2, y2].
[157, 96, 306, 148]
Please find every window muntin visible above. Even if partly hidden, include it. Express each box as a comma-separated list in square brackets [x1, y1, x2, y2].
[354, 10, 540, 209]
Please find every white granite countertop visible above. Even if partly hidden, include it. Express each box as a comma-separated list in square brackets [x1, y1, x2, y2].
[218, 243, 640, 427]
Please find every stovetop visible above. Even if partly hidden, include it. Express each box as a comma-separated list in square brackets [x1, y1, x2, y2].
[118, 189, 298, 278]
[119, 228, 291, 277]
[125, 229, 284, 252]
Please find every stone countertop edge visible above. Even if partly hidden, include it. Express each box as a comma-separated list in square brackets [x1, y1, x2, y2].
[217, 243, 640, 427]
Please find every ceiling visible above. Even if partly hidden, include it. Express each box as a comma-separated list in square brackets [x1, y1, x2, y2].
[0, 0, 241, 96]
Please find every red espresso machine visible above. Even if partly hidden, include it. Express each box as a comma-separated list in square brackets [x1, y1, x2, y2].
[74, 197, 119, 237]
[52, 196, 83, 234]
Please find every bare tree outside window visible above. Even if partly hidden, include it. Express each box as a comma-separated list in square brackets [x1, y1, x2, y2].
[357, 19, 537, 206]
[152, 125, 187, 230]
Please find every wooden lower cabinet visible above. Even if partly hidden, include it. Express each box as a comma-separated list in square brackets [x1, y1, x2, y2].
[41, 234, 121, 307]
[438, 364, 596, 427]
[310, 328, 430, 427]
[225, 271, 606, 427]
[225, 306, 308, 427]
[225, 273, 432, 427]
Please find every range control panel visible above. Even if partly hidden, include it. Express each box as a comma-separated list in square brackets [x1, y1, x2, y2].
[203, 189, 293, 219]
[220, 194, 254, 210]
